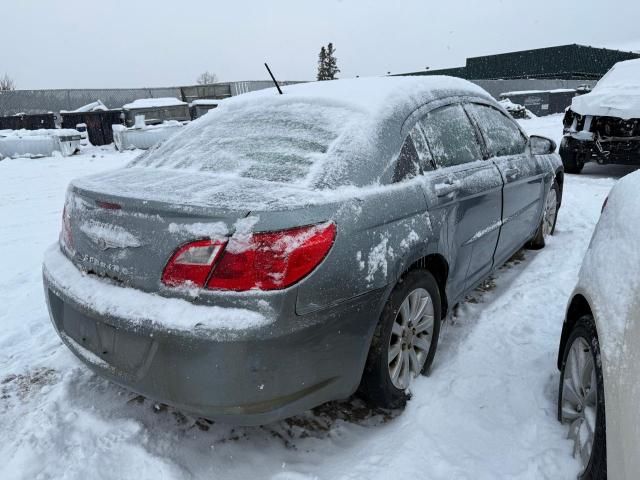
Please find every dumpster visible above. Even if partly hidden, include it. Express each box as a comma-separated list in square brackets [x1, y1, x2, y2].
[190, 99, 220, 119]
[112, 121, 186, 151]
[60, 110, 123, 146]
[0, 113, 56, 131]
[0, 129, 82, 159]
[499, 89, 577, 116]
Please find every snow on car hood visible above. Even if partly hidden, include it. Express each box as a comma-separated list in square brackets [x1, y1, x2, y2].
[571, 59, 640, 119]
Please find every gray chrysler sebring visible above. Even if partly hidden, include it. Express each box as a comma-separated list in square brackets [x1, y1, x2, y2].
[43, 77, 563, 425]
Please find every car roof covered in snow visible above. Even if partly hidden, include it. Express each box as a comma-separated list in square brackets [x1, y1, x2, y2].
[131, 76, 493, 187]
[223, 75, 492, 117]
[74, 76, 496, 211]
[571, 59, 640, 119]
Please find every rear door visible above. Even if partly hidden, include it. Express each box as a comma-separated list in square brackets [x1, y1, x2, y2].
[417, 103, 504, 301]
[466, 103, 546, 267]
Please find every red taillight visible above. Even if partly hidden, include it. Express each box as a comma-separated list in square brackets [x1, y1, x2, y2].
[161, 239, 226, 288]
[207, 222, 336, 291]
[60, 204, 74, 252]
[162, 222, 336, 291]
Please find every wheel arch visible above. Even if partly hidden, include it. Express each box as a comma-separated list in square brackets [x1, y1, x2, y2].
[557, 294, 593, 369]
[399, 253, 449, 319]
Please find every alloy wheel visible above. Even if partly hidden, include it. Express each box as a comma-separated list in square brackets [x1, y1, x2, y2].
[387, 288, 434, 390]
[560, 337, 598, 473]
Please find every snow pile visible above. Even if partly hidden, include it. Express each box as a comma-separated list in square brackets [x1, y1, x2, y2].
[61, 100, 109, 113]
[43, 245, 270, 334]
[500, 88, 576, 96]
[570, 58, 640, 119]
[122, 98, 187, 109]
[0, 128, 82, 138]
[167, 221, 228, 240]
[499, 98, 536, 119]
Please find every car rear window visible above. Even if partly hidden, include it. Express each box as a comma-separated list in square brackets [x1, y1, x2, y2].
[129, 101, 356, 185]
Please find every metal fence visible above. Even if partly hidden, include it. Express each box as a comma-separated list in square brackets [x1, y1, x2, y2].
[0, 88, 181, 116]
[0, 81, 305, 116]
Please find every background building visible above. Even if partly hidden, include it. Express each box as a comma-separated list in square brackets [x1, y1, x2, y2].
[398, 44, 640, 115]
[400, 44, 640, 80]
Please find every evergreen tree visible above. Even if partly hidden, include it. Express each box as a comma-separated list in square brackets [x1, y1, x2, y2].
[317, 46, 328, 81]
[324, 43, 340, 80]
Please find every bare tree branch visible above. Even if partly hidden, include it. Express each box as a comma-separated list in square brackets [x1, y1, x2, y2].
[196, 71, 218, 85]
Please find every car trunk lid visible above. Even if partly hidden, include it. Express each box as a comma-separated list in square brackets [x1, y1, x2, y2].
[64, 169, 255, 293]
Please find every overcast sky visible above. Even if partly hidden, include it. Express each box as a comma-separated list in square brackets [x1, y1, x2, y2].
[3, 0, 640, 89]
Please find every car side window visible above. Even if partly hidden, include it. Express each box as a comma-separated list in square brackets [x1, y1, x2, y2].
[468, 104, 528, 157]
[420, 104, 483, 167]
[393, 125, 434, 183]
[393, 134, 420, 183]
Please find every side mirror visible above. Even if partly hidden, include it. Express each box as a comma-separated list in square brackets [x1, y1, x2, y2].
[529, 135, 557, 155]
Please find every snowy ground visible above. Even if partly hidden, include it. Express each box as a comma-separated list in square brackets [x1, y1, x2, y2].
[0, 115, 636, 480]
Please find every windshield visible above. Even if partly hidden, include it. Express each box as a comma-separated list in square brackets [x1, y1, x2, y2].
[129, 100, 358, 185]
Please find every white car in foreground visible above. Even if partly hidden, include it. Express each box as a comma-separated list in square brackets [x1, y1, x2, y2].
[557, 169, 640, 479]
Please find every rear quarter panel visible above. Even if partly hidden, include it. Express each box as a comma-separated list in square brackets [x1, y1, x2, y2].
[294, 178, 443, 315]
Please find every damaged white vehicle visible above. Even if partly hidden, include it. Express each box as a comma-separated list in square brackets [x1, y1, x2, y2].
[560, 58, 640, 173]
[557, 170, 640, 479]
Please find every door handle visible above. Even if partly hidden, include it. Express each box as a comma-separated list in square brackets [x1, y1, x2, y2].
[435, 180, 459, 197]
[504, 167, 520, 179]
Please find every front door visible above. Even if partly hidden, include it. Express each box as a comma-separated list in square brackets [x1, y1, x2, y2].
[466, 103, 547, 267]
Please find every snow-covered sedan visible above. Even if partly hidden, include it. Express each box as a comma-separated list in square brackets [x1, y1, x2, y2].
[557, 170, 640, 479]
[561, 58, 640, 173]
[43, 77, 563, 425]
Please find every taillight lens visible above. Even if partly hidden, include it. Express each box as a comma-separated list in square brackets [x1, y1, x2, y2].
[161, 239, 226, 288]
[161, 222, 336, 291]
[207, 222, 336, 291]
[60, 204, 74, 253]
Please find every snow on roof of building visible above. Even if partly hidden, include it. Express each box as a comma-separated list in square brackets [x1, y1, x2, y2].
[191, 99, 220, 106]
[122, 97, 187, 109]
[500, 88, 576, 96]
[0, 128, 81, 138]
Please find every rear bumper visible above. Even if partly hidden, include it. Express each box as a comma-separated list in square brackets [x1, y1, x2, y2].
[43, 246, 382, 425]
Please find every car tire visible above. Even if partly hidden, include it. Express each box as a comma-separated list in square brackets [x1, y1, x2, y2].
[558, 315, 606, 480]
[527, 180, 559, 250]
[560, 139, 585, 174]
[360, 269, 441, 409]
